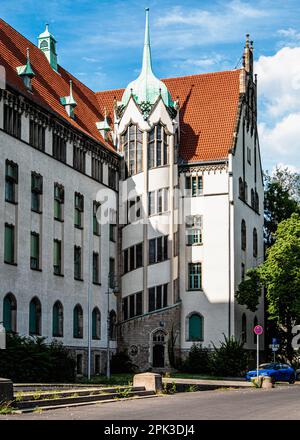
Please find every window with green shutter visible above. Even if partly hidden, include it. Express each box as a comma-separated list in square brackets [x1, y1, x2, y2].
[74, 193, 84, 228]
[3, 293, 17, 332]
[30, 232, 40, 270]
[73, 304, 83, 338]
[53, 240, 62, 275]
[29, 297, 41, 335]
[5, 160, 18, 203]
[54, 184, 64, 221]
[92, 307, 100, 340]
[4, 224, 15, 264]
[53, 301, 63, 337]
[188, 263, 202, 290]
[188, 314, 203, 341]
[31, 172, 43, 213]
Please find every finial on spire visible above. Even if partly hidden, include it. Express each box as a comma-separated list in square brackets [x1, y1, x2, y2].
[245, 33, 250, 48]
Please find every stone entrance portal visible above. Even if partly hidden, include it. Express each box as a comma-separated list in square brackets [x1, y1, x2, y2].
[152, 330, 166, 368]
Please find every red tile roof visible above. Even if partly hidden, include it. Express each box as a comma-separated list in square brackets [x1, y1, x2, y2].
[0, 19, 115, 152]
[0, 18, 242, 163]
[96, 70, 242, 163]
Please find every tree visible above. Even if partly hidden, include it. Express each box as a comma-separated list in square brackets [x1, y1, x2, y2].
[236, 214, 300, 361]
[260, 213, 300, 360]
[264, 168, 300, 247]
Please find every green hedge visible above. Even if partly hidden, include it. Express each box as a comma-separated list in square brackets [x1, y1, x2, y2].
[0, 333, 76, 383]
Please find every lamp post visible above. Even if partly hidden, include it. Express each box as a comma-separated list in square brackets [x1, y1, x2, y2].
[106, 272, 112, 379]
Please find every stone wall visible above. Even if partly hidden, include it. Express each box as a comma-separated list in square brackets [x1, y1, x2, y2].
[118, 304, 181, 371]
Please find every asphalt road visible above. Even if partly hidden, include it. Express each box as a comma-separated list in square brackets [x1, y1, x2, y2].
[2, 385, 300, 420]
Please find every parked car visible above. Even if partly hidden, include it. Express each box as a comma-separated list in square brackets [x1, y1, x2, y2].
[246, 363, 296, 384]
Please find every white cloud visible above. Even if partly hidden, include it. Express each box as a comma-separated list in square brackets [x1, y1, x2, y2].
[255, 46, 300, 119]
[278, 28, 300, 40]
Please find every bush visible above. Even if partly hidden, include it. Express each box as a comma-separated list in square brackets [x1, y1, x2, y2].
[110, 350, 138, 374]
[181, 344, 212, 374]
[0, 333, 76, 383]
[211, 334, 249, 377]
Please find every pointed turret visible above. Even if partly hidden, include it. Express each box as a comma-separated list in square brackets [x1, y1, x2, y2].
[60, 80, 77, 118]
[16, 48, 35, 90]
[38, 24, 58, 71]
[243, 33, 253, 76]
[96, 108, 112, 140]
[121, 8, 174, 109]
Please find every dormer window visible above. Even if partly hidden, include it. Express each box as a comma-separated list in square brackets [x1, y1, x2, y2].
[121, 124, 143, 178]
[16, 48, 35, 91]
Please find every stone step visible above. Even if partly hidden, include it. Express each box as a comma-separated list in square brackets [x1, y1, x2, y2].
[14, 386, 144, 401]
[14, 389, 154, 410]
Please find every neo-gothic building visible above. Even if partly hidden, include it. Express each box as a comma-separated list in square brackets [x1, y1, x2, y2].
[0, 10, 264, 374]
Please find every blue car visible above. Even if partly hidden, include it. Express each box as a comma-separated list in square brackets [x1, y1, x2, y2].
[246, 363, 296, 384]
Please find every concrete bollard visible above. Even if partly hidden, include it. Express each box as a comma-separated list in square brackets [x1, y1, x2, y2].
[262, 376, 274, 389]
[0, 378, 14, 402]
[133, 373, 162, 393]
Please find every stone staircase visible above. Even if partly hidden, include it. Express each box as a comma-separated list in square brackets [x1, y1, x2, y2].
[13, 384, 155, 412]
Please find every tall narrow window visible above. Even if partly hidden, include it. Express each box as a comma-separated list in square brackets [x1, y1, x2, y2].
[73, 145, 86, 172]
[93, 202, 100, 235]
[30, 232, 40, 270]
[53, 133, 66, 163]
[241, 220, 247, 251]
[74, 193, 84, 228]
[74, 246, 82, 280]
[122, 124, 143, 177]
[29, 120, 45, 151]
[109, 224, 116, 242]
[93, 252, 100, 284]
[5, 160, 18, 203]
[108, 166, 117, 190]
[92, 156, 103, 182]
[53, 239, 62, 275]
[52, 301, 63, 337]
[3, 293, 17, 332]
[73, 304, 83, 338]
[188, 313, 203, 341]
[188, 263, 202, 290]
[253, 228, 258, 258]
[54, 184, 64, 221]
[92, 307, 101, 340]
[31, 173, 43, 213]
[4, 104, 21, 138]
[148, 191, 155, 216]
[147, 124, 168, 168]
[29, 297, 42, 336]
[4, 224, 15, 264]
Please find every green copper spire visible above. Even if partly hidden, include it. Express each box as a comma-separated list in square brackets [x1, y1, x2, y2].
[38, 24, 58, 72]
[17, 48, 35, 77]
[60, 80, 77, 118]
[121, 8, 174, 109]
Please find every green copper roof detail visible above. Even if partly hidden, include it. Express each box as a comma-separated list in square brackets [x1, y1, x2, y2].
[16, 48, 35, 78]
[96, 108, 111, 132]
[38, 23, 58, 72]
[60, 80, 77, 118]
[122, 8, 174, 109]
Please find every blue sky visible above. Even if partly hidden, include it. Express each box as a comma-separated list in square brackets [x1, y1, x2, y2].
[1, 0, 300, 171]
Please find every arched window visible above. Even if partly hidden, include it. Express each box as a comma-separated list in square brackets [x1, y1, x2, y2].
[153, 330, 166, 342]
[29, 297, 42, 335]
[92, 307, 101, 340]
[188, 313, 203, 341]
[148, 124, 168, 169]
[253, 316, 258, 343]
[73, 304, 83, 339]
[241, 219, 247, 250]
[3, 293, 17, 332]
[109, 310, 117, 340]
[255, 191, 259, 212]
[121, 124, 143, 178]
[53, 301, 63, 337]
[253, 228, 258, 258]
[242, 313, 247, 343]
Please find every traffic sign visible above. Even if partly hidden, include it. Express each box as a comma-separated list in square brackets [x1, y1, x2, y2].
[269, 344, 279, 352]
[254, 325, 264, 335]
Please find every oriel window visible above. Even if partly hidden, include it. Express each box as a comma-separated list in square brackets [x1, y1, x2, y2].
[122, 124, 143, 178]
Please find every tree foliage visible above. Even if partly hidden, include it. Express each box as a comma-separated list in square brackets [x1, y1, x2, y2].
[210, 335, 249, 377]
[0, 333, 76, 382]
[235, 269, 262, 312]
[236, 213, 300, 361]
[264, 168, 300, 246]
